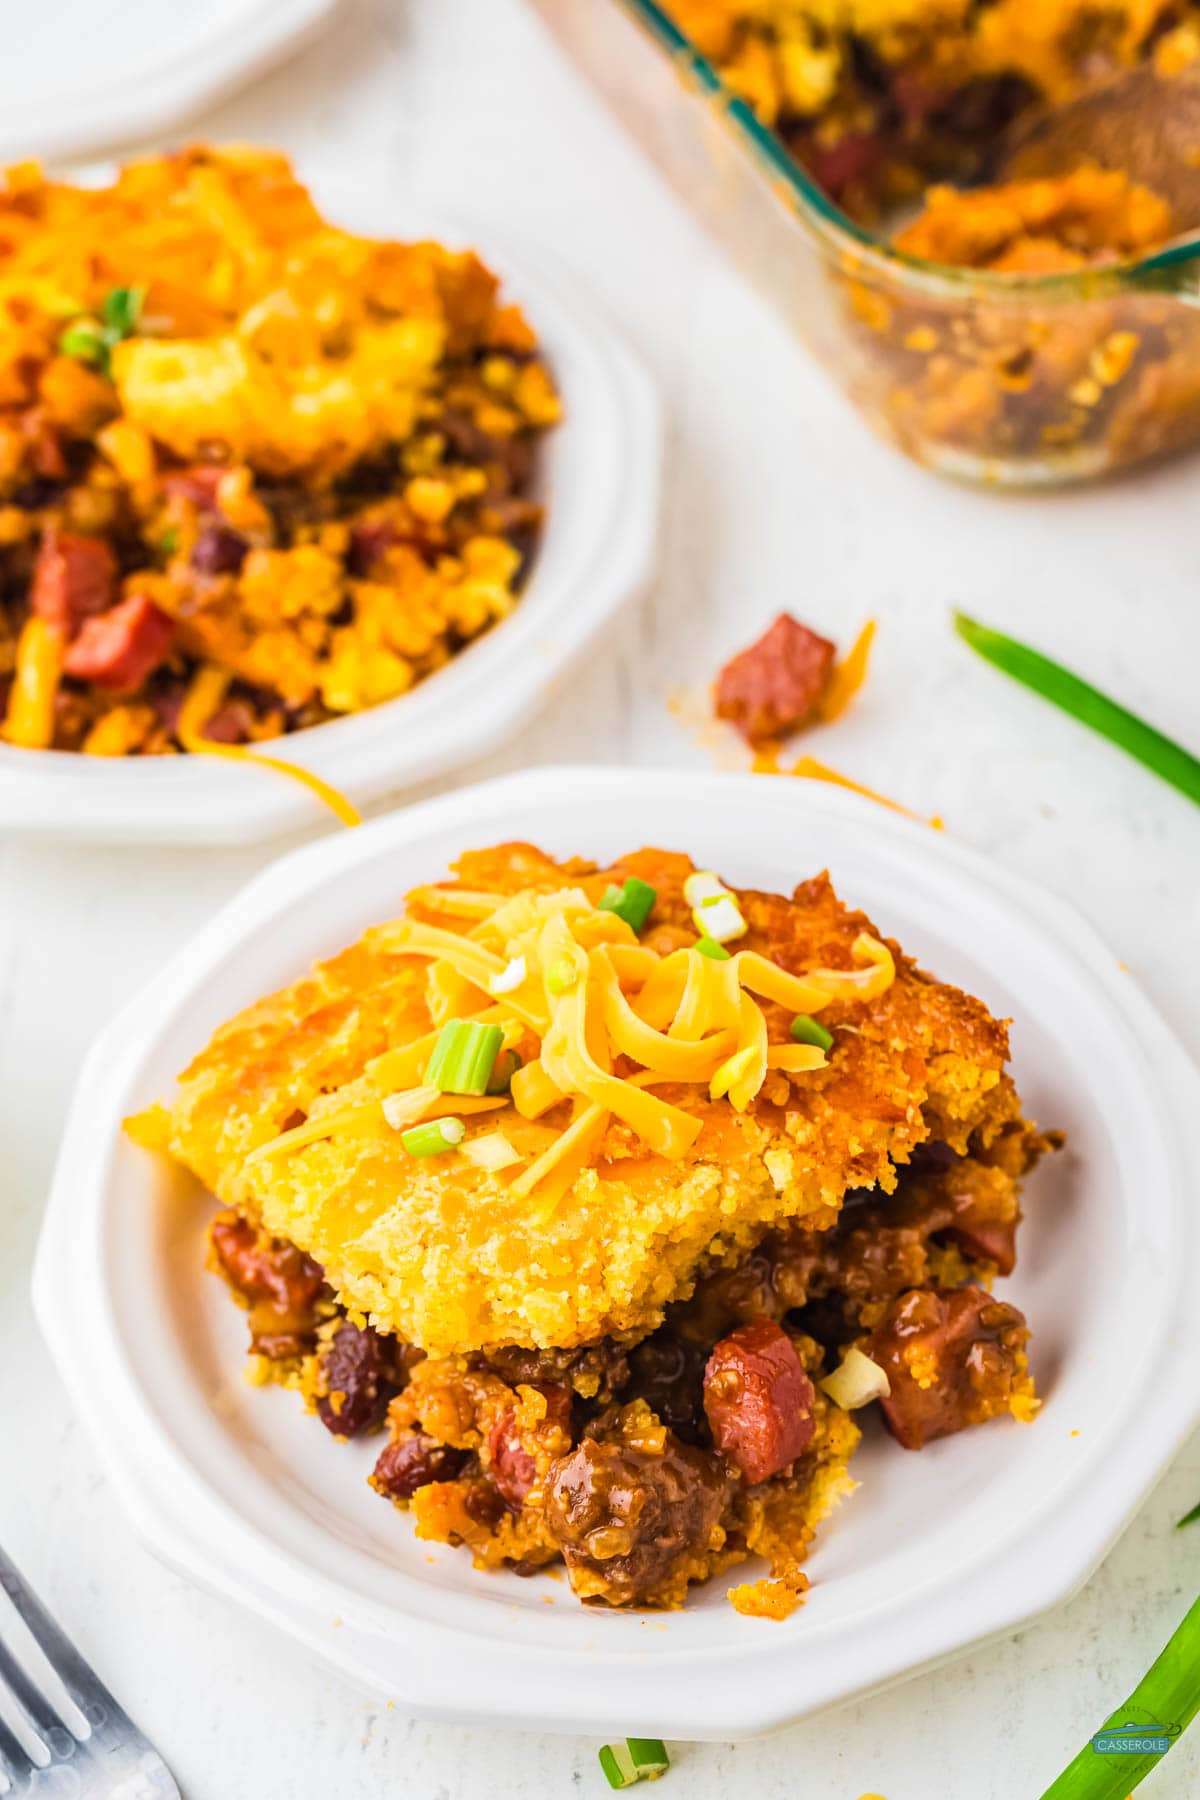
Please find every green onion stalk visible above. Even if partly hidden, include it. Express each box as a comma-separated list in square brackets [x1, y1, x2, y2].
[1039, 1592, 1200, 1797]
[954, 614, 1200, 808]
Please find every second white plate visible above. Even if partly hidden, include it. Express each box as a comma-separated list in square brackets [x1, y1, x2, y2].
[0, 177, 660, 844]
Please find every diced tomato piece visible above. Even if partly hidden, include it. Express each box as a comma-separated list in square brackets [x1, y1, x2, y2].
[29, 532, 117, 635]
[62, 594, 175, 691]
[715, 612, 836, 745]
[703, 1318, 815, 1484]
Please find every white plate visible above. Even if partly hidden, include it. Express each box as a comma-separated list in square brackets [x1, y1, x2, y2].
[33, 768, 1200, 1739]
[0, 0, 338, 164]
[0, 184, 660, 844]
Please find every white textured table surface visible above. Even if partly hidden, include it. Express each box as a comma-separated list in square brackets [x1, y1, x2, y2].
[3, 2, 1200, 1796]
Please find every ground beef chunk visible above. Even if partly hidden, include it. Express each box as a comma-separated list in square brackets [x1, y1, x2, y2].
[868, 1285, 1031, 1449]
[715, 612, 837, 745]
[63, 594, 174, 690]
[371, 1432, 469, 1499]
[316, 1323, 405, 1438]
[29, 532, 116, 635]
[209, 1212, 326, 1358]
[484, 1341, 630, 1402]
[703, 1319, 816, 1484]
[487, 1383, 573, 1511]
[545, 1433, 728, 1607]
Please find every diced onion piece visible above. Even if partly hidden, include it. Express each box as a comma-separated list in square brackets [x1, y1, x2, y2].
[488, 955, 527, 995]
[819, 1347, 891, 1409]
[683, 870, 727, 908]
[401, 1116, 466, 1157]
[693, 893, 746, 944]
[425, 1020, 504, 1095]
[459, 1130, 523, 1172]
[381, 1084, 442, 1132]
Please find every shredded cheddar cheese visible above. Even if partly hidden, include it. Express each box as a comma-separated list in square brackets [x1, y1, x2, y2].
[177, 663, 363, 828]
[242, 874, 896, 1198]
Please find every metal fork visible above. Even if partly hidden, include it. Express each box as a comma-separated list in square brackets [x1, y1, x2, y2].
[0, 1544, 179, 1797]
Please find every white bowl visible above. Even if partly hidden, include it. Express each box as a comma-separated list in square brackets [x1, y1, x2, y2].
[33, 768, 1200, 1738]
[0, 192, 660, 845]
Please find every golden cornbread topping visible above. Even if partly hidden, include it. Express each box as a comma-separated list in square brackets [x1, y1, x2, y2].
[131, 843, 1054, 1614]
[0, 147, 559, 758]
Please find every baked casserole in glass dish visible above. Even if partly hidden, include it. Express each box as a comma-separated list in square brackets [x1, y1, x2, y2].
[529, 0, 1200, 486]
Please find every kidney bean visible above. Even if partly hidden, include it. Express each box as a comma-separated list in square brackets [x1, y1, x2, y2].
[371, 1432, 469, 1499]
[317, 1323, 402, 1439]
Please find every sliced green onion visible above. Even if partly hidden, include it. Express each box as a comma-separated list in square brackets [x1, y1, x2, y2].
[955, 612, 1200, 808]
[58, 319, 108, 371]
[1177, 1501, 1200, 1529]
[694, 937, 731, 961]
[790, 1014, 833, 1052]
[101, 284, 145, 339]
[694, 893, 746, 944]
[488, 954, 527, 996]
[598, 1738, 670, 1788]
[159, 526, 179, 557]
[401, 1116, 465, 1157]
[1039, 1591, 1200, 1797]
[683, 870, 725, 908]
[425, 1020, 504, 1095]
[546, 958, 578, 995]
[486, 1048, 522, 1095]
[598, 877, 657, 934]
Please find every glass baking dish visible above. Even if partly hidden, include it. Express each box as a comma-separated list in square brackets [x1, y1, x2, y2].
[528, 0, 1200, 487]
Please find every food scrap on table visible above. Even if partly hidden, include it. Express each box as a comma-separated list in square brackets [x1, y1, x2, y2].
[714, 612, 875, 748]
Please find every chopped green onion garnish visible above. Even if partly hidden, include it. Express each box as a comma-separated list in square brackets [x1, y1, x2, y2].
[683, 870, 725, 908]
[401, 1116, 465, 1157]
[598, 1738, 670, 1788]
[695, 937, 731, 960]
[598, 877, 657, 934]
[790, 1014, 833, 1052]
[425, 1020, 504, 1095]
[693, 893, 746, 944]
[58, 319, 109, 371]
[487, 1048, 522, 1095]
[546, 958, 578, 995]
[488, 954, 527, 996]
[1039, 1591, 1200, 1796]
[101, 285, 145, 339]
[1177, 1501, 1200, 1529]
[159, 526, 179, 557]
[955, 611, 1200, 808]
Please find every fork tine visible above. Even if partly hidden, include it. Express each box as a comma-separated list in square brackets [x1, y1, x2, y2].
[0, 1546, 107, 1723]
[0, 1708, 31, 1785]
